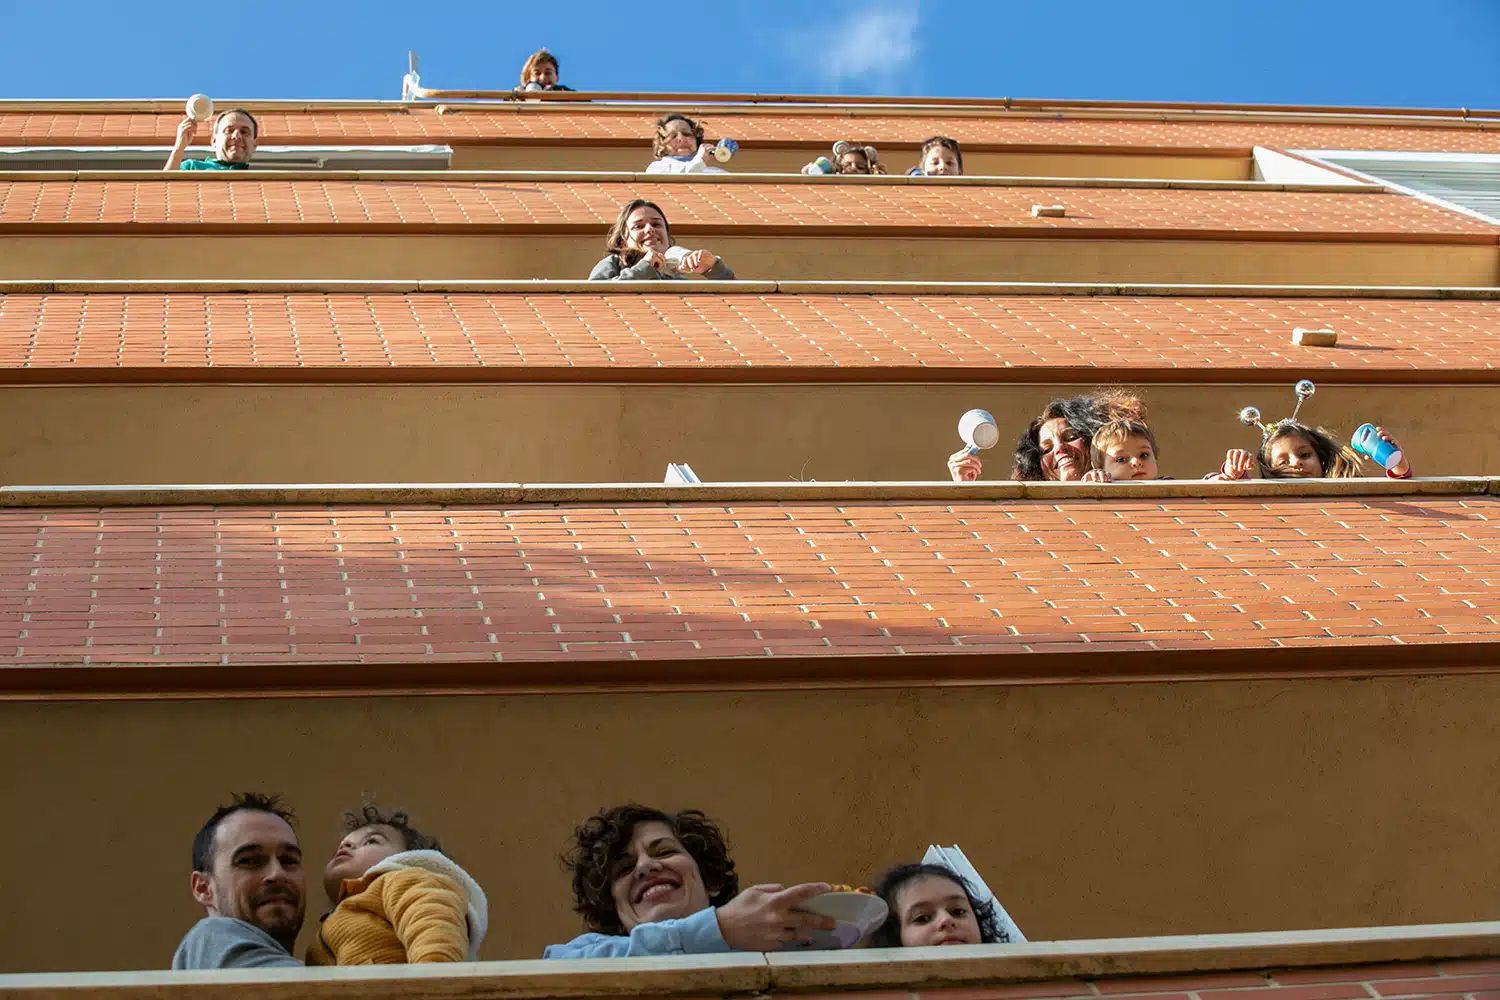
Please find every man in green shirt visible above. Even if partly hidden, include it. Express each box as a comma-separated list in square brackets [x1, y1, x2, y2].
[164, 107, 258, 171]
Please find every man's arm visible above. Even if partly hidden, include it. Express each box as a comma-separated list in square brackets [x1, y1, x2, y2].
[172, 917, 301, 969]
[164, 117, 197, 171]
[542, 906, 729, 959]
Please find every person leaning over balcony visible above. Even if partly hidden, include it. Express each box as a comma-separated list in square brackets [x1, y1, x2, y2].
[870, 863, 1011, 947]
[172, 792, 305, 969]
[164, 108, 258, 171]
[802, 141, 885, 175]
[947, 392, 1144, 482]
[543, 804, 836, 958]
[589, 199, 735, 281]
[907, 135, 963, 176]
[517, 48, 574, 92]
[645, 114, 728, 174]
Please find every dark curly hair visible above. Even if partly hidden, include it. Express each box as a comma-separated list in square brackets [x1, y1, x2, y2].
[1012, 391, 1145, 481]
[870, 863, 1006, 946]
[191, 792, 295, 873]
[341, 803, 443, 854]
[563, 805, 739, 935]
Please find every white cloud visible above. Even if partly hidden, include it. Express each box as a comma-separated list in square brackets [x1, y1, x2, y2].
[795, 3, 921, 89]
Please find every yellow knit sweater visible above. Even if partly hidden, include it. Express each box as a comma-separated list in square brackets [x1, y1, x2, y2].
[305, 867, 469, 965]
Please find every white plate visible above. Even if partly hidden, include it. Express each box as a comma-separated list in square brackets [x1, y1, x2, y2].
[781, 891, 889, 950]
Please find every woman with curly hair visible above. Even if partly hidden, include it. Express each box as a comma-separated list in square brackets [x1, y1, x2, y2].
[543, 804, 835, 959]
[948, 392, 1145, 482]
[870, 863, 1010, 947]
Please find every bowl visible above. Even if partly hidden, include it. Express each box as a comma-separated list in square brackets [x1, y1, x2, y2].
[781, 891, 889, 950]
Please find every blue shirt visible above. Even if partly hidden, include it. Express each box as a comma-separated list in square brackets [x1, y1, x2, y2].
[543, 906, 730, 959]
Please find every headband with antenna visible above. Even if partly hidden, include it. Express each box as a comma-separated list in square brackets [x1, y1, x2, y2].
[1238, 379, 1316, 440]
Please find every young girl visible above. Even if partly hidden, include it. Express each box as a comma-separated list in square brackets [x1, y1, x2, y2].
[804, 142, 885, 175]
[907, 136, 963, 176]
[870, 863, 1009, 947]
[517, 48, 574, 91]
[645, 114, 728, 174]
[588, 199, 735, 281]
[1215, 424, 1412, 480]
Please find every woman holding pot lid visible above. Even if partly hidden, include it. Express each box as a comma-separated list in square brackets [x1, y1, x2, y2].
[589, 200, 735, 281]
[947, 391, 1146, 482]
[543, 804, 835, 958]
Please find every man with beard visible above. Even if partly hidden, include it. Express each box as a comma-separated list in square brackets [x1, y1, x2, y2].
[164, 108, 258, 171]
[172, 792, 305, 968]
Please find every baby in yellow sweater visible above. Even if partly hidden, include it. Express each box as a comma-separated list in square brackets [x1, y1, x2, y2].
[306, 805, 488, 965]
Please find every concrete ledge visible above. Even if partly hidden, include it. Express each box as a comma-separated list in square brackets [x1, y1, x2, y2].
[0, 168, 1385, 194]
[1, 279, 1498, 299]
[768, 922, 1500, 990]
[3, 923, 1500, 998]
[0, 477, 1491, 508]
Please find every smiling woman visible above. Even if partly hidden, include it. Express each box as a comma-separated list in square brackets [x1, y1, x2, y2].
[543, 804, 835, 959]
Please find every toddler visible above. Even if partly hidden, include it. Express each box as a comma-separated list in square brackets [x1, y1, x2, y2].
[305, 805, 488, 965]
[645, 114, 728, 174]
[1082, 419, 1160, 481]
[870, 863, 1010, 947]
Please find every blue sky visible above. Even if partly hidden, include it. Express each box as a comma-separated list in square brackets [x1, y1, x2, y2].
[4, 0, 1499, 107]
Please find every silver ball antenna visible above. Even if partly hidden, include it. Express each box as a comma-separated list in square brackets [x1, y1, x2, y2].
[1239, 406, 1262, 425]
[1294, 379, 1316, 400]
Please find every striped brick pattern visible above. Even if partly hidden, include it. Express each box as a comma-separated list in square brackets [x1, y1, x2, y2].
[807, 958, 1500, 1000]
[4, 293, 1500, 374]
[2, 110, 1500, 154]
[4, 497, 1498, 666]
[0, 178, 1493, 235]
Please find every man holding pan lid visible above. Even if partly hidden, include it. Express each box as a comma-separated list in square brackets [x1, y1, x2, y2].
[164, 101, 259, 171]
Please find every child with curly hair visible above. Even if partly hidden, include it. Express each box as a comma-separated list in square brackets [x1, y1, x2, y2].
[645, 114, 729, 174]
[870, 863, 1012, 947]
[305, 805, 487, 965]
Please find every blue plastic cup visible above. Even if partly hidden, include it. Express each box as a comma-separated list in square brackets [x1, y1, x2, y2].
[1351, 423, 1403, 470]
[807, 156, 835, 174]
[713, 138, 739, 163]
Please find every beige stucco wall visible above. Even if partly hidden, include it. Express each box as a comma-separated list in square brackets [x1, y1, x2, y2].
[1, 673, 1497, 972]
[1, 235, 1491, 286]
[0, 382, 1492, 485]
[449, 145, 1252, 180]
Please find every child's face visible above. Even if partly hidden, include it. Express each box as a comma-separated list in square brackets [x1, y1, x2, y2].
[1100, 435, 1158, 480]
[1267, 432, 1324, 477]
[921, 146, 961, 176]
[660, 121, 699, 157]
[322, 824, 404, 901]
[838, 151, 871, 174]
[894, 875, 983, 947]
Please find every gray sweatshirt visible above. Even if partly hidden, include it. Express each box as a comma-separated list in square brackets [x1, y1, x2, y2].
[172, 916, 301, 969]
[589, 255, 735, 281]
